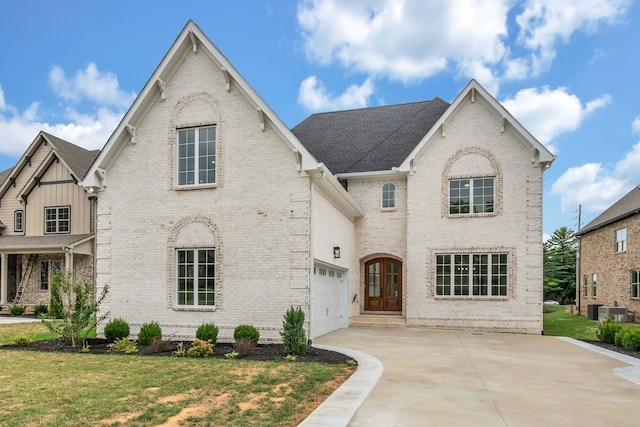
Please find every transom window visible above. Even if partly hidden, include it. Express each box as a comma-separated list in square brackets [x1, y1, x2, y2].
[177, 126, 217, 186]
[616, 228, 627, 253]
[14, 210, 24, 232]
[382, 183, 396, 209]
[449, 178, 494, 215]
[632, 269, 640, 299]
[44, 206, 70, 234]
[177, 249, 216, 306]
[436, 253, 508, 297]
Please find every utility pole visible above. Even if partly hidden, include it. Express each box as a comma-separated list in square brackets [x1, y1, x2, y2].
[576, 204, 581, 312]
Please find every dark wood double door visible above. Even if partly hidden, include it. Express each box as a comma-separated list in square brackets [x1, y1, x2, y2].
[365, 257, 402, 311]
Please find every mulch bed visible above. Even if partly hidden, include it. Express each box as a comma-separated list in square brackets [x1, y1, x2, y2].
[0, 338, 353, 364]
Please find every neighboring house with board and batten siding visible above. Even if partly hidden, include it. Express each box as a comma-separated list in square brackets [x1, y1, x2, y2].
[0, 131, 98, 306]
[82, 21, 555, 341]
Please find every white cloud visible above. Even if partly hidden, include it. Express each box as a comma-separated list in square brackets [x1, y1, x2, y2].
[516, 0, 630, 74]
[48, 63, 136, 108]
[298, 76, 374, 111]
[501, 86, 610, 153]
[632, 115, 640, 135]
[297, 0, 630, 93]
[551, 141, 640, 214]
[0, 67, 127, 159]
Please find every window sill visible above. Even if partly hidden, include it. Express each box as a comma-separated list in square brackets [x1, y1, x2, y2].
[173, 305, 218, 312]
[381, 208, 397, 212]
[434, 296, 509, 301]
[175, 184, 218, 191]
[447, 212, 497, 219]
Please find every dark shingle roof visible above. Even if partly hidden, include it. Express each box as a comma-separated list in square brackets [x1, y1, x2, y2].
[577, 186, 640, 235]
[291, 98, 450, 174]
[43, 132, 100, 179]
[0, 233, 94, 250]
[0, 167, 12, 185]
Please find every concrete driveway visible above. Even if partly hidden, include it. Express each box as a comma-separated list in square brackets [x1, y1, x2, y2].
[307, 327, 640, 427]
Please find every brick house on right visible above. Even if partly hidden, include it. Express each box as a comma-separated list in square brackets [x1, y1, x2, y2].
[576, 185, 640, 319]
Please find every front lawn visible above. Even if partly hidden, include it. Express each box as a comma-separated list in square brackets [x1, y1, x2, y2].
[0, 323, 354, 426]
[542, 305, 598, 340]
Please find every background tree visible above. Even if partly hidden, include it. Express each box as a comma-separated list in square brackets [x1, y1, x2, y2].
[543, 226, 577, 304]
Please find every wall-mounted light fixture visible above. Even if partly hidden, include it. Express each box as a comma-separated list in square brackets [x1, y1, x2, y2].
[333, 246, 341, 259]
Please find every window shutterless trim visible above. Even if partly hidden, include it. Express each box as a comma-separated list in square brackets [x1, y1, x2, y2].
[177, 125, 217, 187]
[14, 210, 24, 232]
[43, 205, 71, 234]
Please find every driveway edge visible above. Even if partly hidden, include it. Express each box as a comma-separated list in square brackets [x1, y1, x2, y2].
[298, 345, 383, 427]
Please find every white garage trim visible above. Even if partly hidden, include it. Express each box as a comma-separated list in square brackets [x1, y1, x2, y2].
[310, 262, 348, 339]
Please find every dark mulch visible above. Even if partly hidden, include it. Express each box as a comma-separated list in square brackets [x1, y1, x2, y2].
[0, 338, 353, 364]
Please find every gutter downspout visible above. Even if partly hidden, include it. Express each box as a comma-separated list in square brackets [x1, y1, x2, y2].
[308, 169, 325, 341]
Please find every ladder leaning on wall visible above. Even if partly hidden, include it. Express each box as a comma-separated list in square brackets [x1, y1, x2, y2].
[14, 254, 37, 304]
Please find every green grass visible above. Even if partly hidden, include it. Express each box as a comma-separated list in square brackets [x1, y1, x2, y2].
[542, 305, 599, 340]
[0, 321, 59, 345]
[0, 324, 353, 426]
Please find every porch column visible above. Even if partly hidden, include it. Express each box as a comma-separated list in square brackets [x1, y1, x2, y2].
[1, 253, 7, 304]
[64, 249, 74, 278]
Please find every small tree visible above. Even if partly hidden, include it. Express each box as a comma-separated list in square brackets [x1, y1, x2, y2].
[42, 269, 109, 347]
[281, 306, 308, 356]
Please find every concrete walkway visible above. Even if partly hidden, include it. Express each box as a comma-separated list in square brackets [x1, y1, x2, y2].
[0, 315, 39, 324]
[304, 327, 640, 427]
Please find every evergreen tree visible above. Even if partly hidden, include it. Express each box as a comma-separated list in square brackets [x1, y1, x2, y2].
[543, 226, 577, 303]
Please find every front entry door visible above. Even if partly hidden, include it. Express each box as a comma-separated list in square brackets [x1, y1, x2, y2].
[365, 258, 402, 311]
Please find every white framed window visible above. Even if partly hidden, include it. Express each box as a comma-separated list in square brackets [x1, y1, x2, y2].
[381, 183, 396, 209]
[44, 206, 70, 234]
[592, 273, 597, 297]
[436, 253, 507, 297]
[14, 210, 24, 232]
[632, 269, 640, 299]
[177, 249, 216, 306]
[615, 228, 627, 253]
[449, 178, 494, 215]
[177, 126, 217, 186]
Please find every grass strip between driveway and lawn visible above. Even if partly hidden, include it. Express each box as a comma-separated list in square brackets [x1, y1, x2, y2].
[0, 323, 354, 427]
[542, 304, 599, 340]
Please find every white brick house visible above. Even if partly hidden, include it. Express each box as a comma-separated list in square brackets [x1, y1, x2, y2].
[83, 21, 554, 340]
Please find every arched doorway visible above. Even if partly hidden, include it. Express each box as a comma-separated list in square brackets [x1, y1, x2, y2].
[364, 257, 402, 311]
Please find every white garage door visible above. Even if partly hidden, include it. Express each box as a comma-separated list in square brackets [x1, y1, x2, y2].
[310, 265, 348, 339]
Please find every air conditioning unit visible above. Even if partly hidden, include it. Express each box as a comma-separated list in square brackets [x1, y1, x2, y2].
[598, 306, 629, 322]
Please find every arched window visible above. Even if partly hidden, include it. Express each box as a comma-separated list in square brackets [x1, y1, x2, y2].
[381, 183, 396, 209]
[14, 210, 24, 232]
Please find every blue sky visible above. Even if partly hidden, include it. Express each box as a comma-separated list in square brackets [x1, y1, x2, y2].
[0, 0, 639, 237]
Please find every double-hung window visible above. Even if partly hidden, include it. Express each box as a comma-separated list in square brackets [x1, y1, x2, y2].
[583, 275, 588, 297]
[436, 253, 508, 297]
[615, 228, 627, 253]
[177, 249, 216, 306]
[14, 210, 24, 232]
[592, 273, 597, 297]
[449, 178, 494, 215]
[632, 269, 640, 299]
[177, 126, 217, 186]
[381, 183, 396, 209]
[44, 206, 70, 234]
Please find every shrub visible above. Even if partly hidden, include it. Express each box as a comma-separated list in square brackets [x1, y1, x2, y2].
[33, 304, 48, 318]
[9, 304, 26, 316]
[597, 317, 622, 344]
[187, 338, 214, 357]
[620, 328, 640, 351]
[108, 338, 138, 354]
[196, 323, 219, 345]
[281, 306, 308, 356]
[12, 331, 32, 346]
[138, 321, 162, 345]
[225, 351, 239, 359]
[234, 339, 254, 357]
[173, 342, 187, 357]
[614, 328, 627, 347]
[104, 318, 130, 342]
[234, 324, 259, 345]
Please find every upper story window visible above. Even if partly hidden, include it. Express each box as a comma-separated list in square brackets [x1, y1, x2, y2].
[14, 210, 24, 232]
[177, 126, 217, 187]
[449, 178, 494, 215]
[435, 252, 508, 298]
[45, 206, 70, 234]
[615, 228, 627, 253]
[381, 183, 396, 209]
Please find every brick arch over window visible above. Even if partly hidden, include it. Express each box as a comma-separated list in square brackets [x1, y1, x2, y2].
[167, 215, 224, 310]
[168, 92, 225, 189]
[441, 146, 503, 217]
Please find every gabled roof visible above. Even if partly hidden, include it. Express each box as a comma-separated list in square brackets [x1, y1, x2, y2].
[577, 186, 640, 236]
[0, 131, 99, 201]
[291, 98, 450, 175]
[82, 20, 363, 218]
[399, 80, 555, 172]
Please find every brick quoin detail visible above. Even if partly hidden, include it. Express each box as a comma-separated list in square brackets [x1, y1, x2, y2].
[166, 215, 224, 311]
